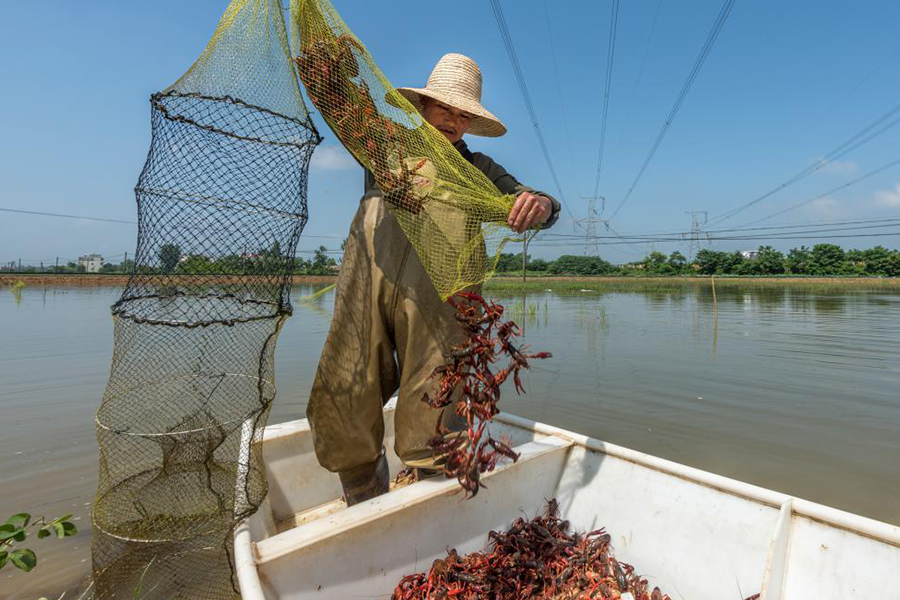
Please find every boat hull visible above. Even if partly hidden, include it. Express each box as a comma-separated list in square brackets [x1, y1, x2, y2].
[235, 403, 900, 600]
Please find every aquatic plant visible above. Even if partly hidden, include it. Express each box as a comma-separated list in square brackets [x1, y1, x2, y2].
[0, 512, 77, 573]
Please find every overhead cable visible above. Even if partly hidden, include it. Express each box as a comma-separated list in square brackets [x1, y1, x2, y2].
[709, 99, 900, 225]
[609, 0, 739, 220]
[615, 0, 664, 154]
[740, 155, 900, 227]
[592, 0, 620, 198]
[541, 0, 577, 173]
[488, 0, 575, 220]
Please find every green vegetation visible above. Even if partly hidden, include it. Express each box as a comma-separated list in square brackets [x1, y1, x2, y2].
[494, 243, 900, 278]
[0, 513, 77, 573]
[484, 276, 900, 294]
[3, 243, 340, 276]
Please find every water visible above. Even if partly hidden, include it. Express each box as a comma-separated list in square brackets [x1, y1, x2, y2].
[2, 283, 899, 598]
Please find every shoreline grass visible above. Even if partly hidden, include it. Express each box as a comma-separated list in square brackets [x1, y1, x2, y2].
[484, 275, 900, 293]
[3, 273, 898, 292]
[0, 274, 338, 287]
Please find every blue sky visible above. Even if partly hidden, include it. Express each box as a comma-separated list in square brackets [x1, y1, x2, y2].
[2, 0, 899, 266]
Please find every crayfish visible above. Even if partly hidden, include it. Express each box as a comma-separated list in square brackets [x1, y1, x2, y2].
[296, 34, 431, 214]
[391, 500, 673, 600]
[423, 291, 551, 497]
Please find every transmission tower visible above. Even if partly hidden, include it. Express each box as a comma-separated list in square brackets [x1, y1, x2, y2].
[575, 195, 607, 256]
[683, 210, 709, 261]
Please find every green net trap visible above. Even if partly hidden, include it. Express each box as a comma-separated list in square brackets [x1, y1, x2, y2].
[90, 0, 320, 597]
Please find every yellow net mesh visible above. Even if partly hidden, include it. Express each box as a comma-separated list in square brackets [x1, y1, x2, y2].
[292, 0, 519, 299]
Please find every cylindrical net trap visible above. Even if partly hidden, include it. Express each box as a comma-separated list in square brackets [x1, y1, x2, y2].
[90, 0, 320, 597]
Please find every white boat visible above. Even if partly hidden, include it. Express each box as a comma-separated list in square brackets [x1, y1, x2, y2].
[234, 400, 900, 599]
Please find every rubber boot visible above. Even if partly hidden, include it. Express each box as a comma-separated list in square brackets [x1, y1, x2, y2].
[413, 467, 443, 481]
[338, 448, 390, 506]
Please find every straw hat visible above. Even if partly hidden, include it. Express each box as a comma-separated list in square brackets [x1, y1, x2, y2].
[397, 53, 507, 138]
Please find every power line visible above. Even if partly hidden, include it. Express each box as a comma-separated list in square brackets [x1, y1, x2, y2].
[609, 0, 739, 220]
[0, 207, 137, 225]
[541, 0, 577, 175]
[488, 0, 574, 220]
[709, 99, 900, 225]
[535, 216, 900, 241]
[749, 42, 900, 174]
[592, 0, 620, 199]
[529, 228, 900, 248]
[740, 155, 900, 227]
[615, 0, 664, 154]
[0, 206, 346, 240]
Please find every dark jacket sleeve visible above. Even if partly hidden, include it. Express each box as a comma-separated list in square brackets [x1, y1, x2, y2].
[471, 152, 561, 230]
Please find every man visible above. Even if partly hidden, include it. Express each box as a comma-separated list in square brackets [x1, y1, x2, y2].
[306, 53, 561, 505]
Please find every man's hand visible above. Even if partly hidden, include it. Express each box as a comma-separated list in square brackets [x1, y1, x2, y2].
[507, 192, 552, 233]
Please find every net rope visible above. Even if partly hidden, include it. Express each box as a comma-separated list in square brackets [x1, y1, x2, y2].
[293, 0, 519, 300]
[90, 0, 320, 597]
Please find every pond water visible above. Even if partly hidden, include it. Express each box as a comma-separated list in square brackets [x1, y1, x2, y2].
[2, 283, 899, 599]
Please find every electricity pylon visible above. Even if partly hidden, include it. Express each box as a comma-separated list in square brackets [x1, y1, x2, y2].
[683, 210, 709, 261]
[575, 195, 607, 256]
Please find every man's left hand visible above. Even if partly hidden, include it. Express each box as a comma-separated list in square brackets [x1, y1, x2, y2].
[507, 192, 552, 233]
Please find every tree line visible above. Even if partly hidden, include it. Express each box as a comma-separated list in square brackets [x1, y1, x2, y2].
[4, 244, 339, 276]
[10, 243, 900, 277]
[495, 244, 900, 277]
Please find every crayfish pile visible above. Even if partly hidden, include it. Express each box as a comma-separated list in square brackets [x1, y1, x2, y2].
[423, 292, 550, 497]
[392, 500, 671, 600]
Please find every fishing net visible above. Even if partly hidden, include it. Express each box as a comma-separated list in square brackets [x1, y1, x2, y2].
[91, 0, 320, 597]
[292, 0, 519, 300]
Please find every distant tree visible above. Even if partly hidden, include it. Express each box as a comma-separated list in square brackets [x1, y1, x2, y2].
[547, 255, 603, 275]
[667, 251, 688, 273]
[886, 251, 900, 277]
[215, 254, 245, 274]
[721, 251, 746, 275]
[810, 243, 845, 275]
[862, 246, 892, 275]
[158, 243, 182, 274]
[309, 245, 335, 275]
[695, 249, 723, 275]
[785, 246, 811, 274]
[529, 258, 549, 272]
[494, 253, 527, 273]
[643, 251, 668, 274]
[178, 255, 215, 275]
[755, 245, 785, 274]
[293, 257, 312, 274]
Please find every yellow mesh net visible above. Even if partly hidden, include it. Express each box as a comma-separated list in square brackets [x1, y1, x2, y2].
[292, 0, 519, 299]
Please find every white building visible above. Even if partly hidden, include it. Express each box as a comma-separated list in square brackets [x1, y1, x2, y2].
[740, 250, 759, 260]
[78, 254, 104, 273]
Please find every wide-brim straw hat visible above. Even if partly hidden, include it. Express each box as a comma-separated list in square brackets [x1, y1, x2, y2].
[397, 53, 507, 138]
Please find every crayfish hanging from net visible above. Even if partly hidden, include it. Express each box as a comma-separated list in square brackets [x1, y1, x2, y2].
[295, 36, 429, 214]
[422, 292, 551, 497]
